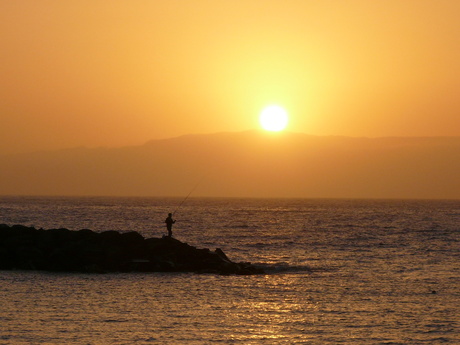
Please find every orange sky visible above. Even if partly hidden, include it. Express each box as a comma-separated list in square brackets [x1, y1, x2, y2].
[1, 0, 460, 154]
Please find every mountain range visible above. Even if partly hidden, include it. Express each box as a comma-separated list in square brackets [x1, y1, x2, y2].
[1, 130, 459, 199]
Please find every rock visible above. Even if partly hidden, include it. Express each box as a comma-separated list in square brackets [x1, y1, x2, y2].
[0, 224, 264, 275]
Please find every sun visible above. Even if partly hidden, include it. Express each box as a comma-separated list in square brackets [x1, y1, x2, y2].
[259, 105, 288, 132]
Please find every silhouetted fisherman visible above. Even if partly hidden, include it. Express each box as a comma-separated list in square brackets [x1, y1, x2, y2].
[165, 213, 176, 237]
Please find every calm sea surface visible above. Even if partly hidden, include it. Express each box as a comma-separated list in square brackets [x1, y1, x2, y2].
[1, 196, 459, 344]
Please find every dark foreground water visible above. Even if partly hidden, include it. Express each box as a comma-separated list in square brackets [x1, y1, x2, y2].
[1, 196, 459, 344]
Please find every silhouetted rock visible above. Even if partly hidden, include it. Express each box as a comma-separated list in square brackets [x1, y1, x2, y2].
[0, 224, 264, 275]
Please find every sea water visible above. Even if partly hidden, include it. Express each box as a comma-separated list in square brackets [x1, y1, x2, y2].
[0, 196, 459, 344]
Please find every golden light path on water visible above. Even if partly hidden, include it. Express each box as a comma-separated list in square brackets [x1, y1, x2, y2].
[230, 275, 308, 342]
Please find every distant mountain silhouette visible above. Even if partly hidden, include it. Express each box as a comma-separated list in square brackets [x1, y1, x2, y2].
[1, 130, 459, 199]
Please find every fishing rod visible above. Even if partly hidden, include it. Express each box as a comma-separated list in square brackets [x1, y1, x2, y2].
[172, 177, 204, 216]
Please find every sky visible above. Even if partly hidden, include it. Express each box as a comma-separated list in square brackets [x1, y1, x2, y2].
[1, 0, 460, 155]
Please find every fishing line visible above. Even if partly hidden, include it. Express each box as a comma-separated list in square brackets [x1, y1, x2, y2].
[172, 176, 205, 216]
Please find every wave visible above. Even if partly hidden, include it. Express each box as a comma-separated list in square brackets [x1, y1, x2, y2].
[254, 261, 314, 274]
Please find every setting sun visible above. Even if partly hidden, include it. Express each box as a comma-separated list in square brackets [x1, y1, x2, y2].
[259, 105, 288, 132]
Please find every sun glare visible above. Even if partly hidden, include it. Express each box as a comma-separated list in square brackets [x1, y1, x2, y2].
[259, 105, 288, 132]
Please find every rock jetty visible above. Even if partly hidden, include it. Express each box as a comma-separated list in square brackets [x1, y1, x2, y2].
[0, 224, 264, 275]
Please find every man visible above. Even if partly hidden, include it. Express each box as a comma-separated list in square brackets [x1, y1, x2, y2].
[165, 213, 176, 237]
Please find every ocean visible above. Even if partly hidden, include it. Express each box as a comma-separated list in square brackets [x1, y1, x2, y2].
[0, 196, 459, 344]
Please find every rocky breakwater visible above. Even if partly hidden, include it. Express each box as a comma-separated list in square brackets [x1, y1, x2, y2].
[0, 224, 264, 275]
